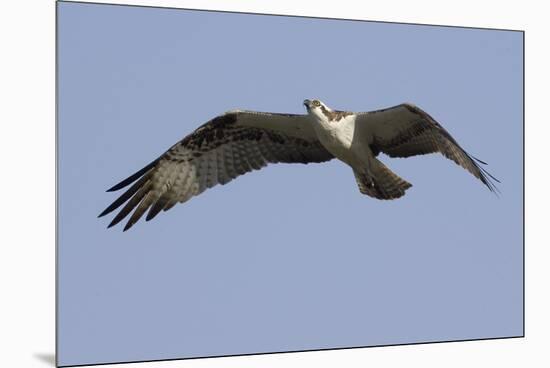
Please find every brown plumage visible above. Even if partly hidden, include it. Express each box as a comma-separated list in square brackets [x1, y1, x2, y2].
[99, 110, 333, 231]
[100, 100, 499, 231]
[357, 103, 500, 194]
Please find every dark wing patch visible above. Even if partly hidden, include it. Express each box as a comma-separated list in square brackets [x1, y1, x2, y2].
[363, 103, 500, 193]
[99, 112, 333, 231]
[320, 106, 354, 122]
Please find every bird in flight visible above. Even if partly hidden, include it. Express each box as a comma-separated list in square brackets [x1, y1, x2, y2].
[99, 99, 499, 231]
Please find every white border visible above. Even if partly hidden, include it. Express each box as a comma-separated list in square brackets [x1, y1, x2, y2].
[54, 0, 527, 30]
[2, 1, 547, 367]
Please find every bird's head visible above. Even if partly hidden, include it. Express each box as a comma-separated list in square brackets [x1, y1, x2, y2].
[303, 99, 332, 122]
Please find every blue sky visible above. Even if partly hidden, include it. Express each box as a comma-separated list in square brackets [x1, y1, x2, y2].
[57, 2, 523, 366]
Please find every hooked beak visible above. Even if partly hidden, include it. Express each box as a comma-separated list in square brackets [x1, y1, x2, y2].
[303, 99, 311, 109]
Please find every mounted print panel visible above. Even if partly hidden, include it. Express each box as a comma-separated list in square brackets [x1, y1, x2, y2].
[56, 1, 524, 366]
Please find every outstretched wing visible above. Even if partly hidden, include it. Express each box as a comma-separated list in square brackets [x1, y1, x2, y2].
[99, 111, 333, 231]
[355, 103, 499, 192]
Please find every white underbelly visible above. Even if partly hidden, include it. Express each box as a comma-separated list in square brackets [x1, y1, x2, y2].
[314, 124, 357, 165]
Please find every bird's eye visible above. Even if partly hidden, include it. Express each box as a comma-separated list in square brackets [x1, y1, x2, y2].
[312, 100, 321, 107]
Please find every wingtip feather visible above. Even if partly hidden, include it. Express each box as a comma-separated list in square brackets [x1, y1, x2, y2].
[471, 155, 488, 165]
[105, 159, 159, 193]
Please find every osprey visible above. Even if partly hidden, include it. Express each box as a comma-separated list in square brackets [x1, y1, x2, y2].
[99, 99, 499, 231]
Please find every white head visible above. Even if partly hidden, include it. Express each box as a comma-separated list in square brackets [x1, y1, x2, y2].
[304, 99, 353, 124]
[303, 99, 332, 122]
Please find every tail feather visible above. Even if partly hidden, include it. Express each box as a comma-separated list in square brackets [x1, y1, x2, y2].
[354, 160, 412, 200]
